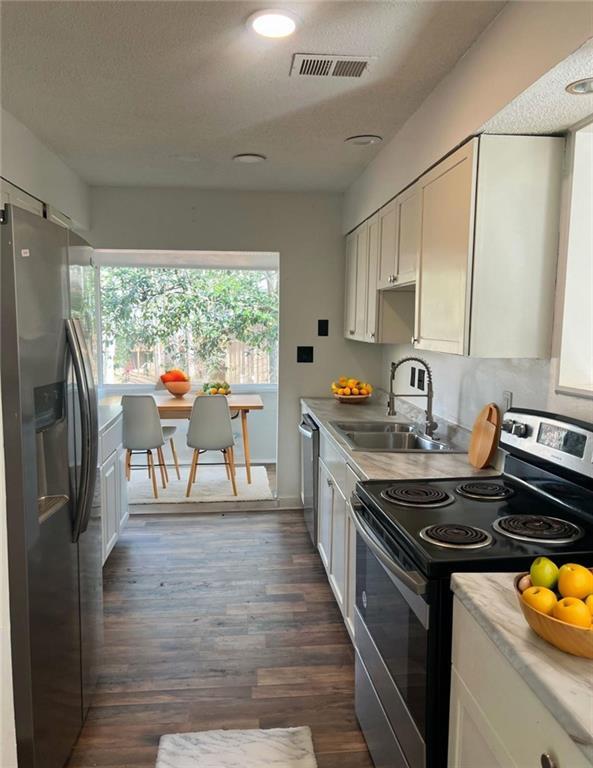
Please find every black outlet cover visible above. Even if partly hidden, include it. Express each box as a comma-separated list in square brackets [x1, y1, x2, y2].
[410, 366, 416, 387]
[318, 319, 329, 337]
[417, 368, 426, 390]
[297, 346, 314, 363]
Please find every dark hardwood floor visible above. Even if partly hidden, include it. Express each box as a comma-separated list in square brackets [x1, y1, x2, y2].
[68, 511, 372, 767]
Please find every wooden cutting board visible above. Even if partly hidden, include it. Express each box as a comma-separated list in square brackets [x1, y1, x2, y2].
[468, 403, 501, 468]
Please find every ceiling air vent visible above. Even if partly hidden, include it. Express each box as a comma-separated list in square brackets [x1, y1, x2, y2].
[290, 53, 373, 79]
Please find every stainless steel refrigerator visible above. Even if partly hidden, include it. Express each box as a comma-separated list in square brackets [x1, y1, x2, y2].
[1, 203, 103, 768]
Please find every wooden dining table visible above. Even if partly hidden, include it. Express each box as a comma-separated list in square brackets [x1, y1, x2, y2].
[154, 393, 264, 484]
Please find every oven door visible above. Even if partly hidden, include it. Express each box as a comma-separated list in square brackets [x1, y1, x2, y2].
[351, 495, 429, 768]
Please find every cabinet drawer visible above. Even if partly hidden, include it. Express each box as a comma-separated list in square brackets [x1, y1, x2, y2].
[319, 431, 346, 491]
[100, 416, 123, 463]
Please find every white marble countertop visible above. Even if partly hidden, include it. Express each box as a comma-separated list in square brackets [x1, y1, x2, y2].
[301, 397, 498, 481]
[98, 402, 122, 433]
[452, 572, 593, 763]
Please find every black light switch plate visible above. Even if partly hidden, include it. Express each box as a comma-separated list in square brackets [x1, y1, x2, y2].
[410, 367, 416, 387]
[417, 369, 426, 390]
[318, 319, 329, 337]
[297, 346, 314, 363]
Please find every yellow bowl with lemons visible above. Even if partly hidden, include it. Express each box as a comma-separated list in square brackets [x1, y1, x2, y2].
[331, 377, 373, 404]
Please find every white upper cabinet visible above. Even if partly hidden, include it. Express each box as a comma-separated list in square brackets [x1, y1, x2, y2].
[414, 135, 563, 357]
[395, 183, 422, 286]
[414, 140, 477, 355]
[345, 214, 415, 344]
[377, 199, 398, 289]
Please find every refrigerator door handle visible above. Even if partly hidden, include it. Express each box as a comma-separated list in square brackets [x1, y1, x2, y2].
[66, 318, 98, 542]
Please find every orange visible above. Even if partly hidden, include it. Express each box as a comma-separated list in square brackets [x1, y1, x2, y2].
[337, 388, 345, 396]
[352, 388, 359, 395]
[343, 387, 351, 396]
[553, 597, 592, 628]
[585, 595, 593, 615]
[521, 586, 557, 616]
[558, 564, 593, 599]
[210, 388, 218, 395]
[359, 387, 368, 395]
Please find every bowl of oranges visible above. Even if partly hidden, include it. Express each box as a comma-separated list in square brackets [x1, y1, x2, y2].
[515, 558, 593, 659]
[160, 368, 191, 397]
[331, 377, 373, 404]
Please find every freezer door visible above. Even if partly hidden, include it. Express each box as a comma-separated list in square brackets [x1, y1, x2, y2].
[1, 204, 83, 768]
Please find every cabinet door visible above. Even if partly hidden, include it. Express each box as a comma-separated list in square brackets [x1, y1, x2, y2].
[365, 214, 380, 341]
[317, 459, 334, 570]
[118, 447, 129, 532]
[396, 184, 422, 285]
[377, 200, 398, 289]
[329, 483, 347, 613]
[344, 231, 358, 339]
[354, 223, 369, 340]
[101, 452, 119, 564]
[415, 140, 476, 354]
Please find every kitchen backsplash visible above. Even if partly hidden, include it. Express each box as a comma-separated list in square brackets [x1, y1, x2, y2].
[381, 344, 550, 431]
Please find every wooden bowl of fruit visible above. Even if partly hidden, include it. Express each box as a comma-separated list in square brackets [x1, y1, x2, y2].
[160, 369, 191, 397]
[515, 559, 593, 659]
[331, 378, 373, 404]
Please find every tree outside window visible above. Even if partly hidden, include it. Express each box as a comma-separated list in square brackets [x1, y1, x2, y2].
[100, 267, 279, 385]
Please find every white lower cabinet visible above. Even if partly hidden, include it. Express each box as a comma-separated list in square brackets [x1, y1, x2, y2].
[99, 414, 128, 565]
[100, 450, 119, 564]
[329, 482, 347, 613]
[449, 598, 587, 768]
[317, 458, 334, 571]
[316, 438, 361, 642]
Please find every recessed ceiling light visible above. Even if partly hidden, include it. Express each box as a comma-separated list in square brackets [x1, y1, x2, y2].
[344, 134, 383, 146]
[171, 153, 201, 162]
[565, 77, 593, 95]
[233, 153, 267, 164]
[248, 9, 298, 38]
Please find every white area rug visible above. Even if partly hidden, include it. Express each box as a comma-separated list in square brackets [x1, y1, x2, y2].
[156, 727, 318, 768]
[127, 464, 273, 504]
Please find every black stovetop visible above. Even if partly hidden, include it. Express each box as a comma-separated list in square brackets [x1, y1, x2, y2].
[356, 457, 593, 578]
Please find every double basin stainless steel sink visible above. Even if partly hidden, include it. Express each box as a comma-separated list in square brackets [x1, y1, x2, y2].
[330, 420, 461, 453]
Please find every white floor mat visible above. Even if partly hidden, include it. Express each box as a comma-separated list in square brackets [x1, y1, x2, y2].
[156, 727, 318, 768]
[127, 464, 273, 504]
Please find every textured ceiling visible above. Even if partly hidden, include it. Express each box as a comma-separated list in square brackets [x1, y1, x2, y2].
[1, 1, 504, 191]
[483, 37, 593, 135]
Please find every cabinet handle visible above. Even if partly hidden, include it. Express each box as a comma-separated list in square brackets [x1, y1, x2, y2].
[370, 332, 375, 340]
[540, 755, 557, 768]
[411, 336, 419, 345]
[393, 275, 399, 283]
[326, 477, 333, 487]
[349, 329, 355, 335]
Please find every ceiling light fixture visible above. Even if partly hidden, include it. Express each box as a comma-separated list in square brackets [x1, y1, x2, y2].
[565, 77, 593, 95]
[248, 9, 298, 38]
[344, 134, 383, 146]
[233, 153, 267, 163]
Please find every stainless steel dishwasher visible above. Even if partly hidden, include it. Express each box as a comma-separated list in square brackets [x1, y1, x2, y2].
[298, 413, 319, 545]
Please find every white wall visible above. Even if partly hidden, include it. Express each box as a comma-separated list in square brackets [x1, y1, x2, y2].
[89, 186, 384, 501]
[0, 385, 18, 768]
[0, 108, 90, 230]
[344, 2, 593, 232]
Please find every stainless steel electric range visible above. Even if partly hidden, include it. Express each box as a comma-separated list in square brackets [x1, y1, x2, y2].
[351, 409, 593, 768]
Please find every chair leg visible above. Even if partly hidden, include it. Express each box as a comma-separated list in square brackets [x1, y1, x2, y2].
[223, 449, 230, 479]
[170, 438, 181, 480]
[193, 450, 200, 484]
[147, 450, 158, 498]
[226, 447, 238, 497]
[186, 450, 198, 497]
[125, 449, 131, 481]
[157, 447, 168, 488]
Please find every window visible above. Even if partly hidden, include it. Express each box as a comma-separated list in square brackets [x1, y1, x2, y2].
[99, 266, 278, 386]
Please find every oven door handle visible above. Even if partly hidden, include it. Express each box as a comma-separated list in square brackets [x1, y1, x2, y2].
[351, 495, 427, 596]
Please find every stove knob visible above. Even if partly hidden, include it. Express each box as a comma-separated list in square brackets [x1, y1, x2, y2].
[501, 420, 514, 433]
[511, 422, 529, 438]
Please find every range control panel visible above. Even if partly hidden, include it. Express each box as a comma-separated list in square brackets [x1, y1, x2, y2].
[500, 409, 593, 479]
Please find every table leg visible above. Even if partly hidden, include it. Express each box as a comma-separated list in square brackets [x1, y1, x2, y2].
[240, 410, 252, 484]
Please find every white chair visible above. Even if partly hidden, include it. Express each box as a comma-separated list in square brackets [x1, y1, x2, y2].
[121, 395, 179, 498]
[186, 395, 237, 497]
